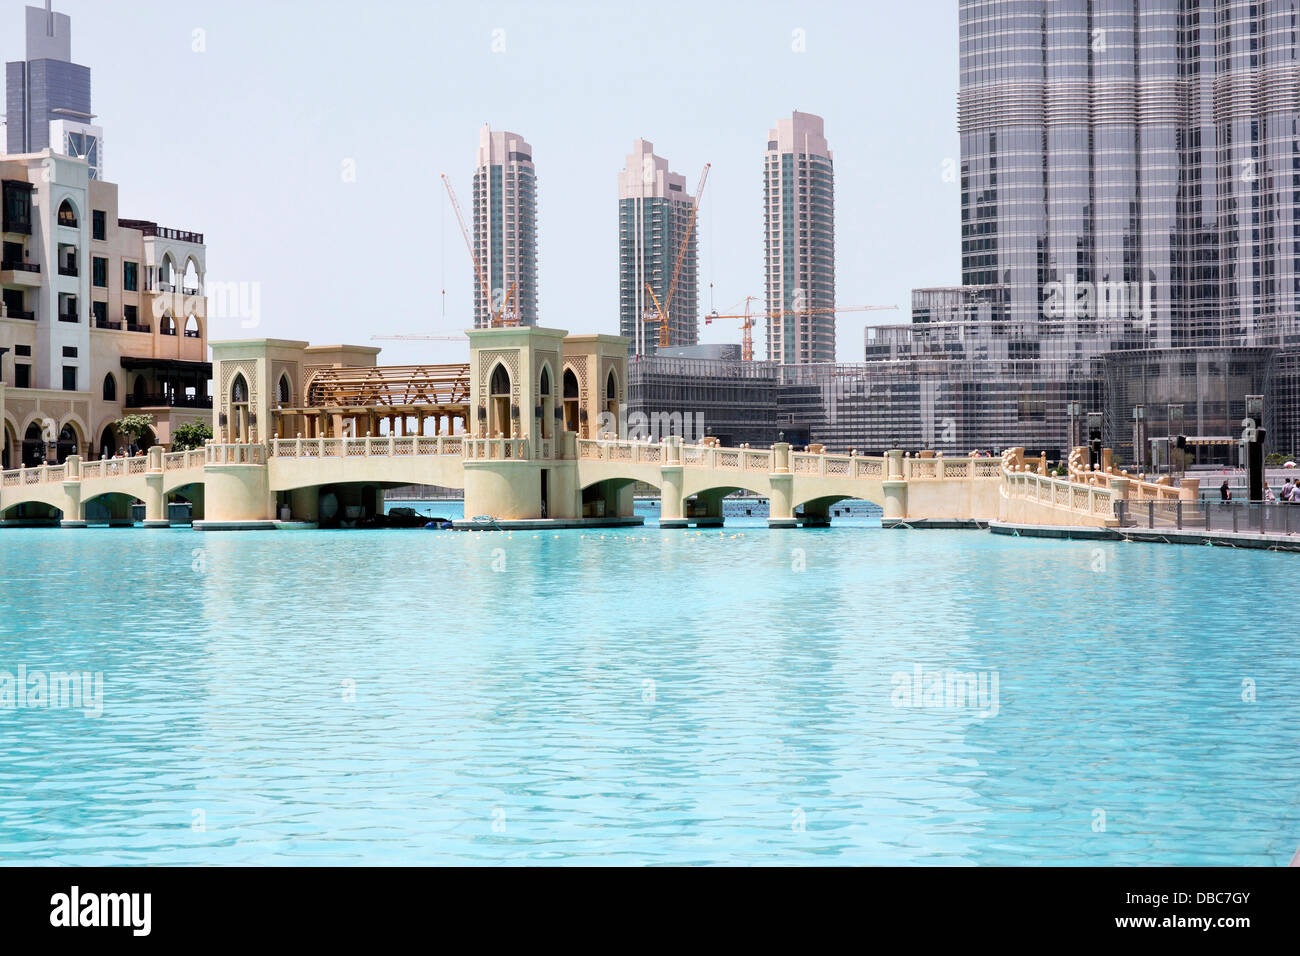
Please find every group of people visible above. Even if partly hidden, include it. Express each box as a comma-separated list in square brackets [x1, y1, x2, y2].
[1221, 477, 1300, 502]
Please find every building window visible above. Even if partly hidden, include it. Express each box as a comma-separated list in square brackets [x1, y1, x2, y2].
[62, 346, 77, 358]
[92, 210, 106, 241]
[63, 366, 78, 391]
[57, 200, 78, 227]
[2, 181, 33, 235]
[15, 364, 30, 389]
[123, 261, 138, 292]
[93, 300, 107, 327]
[92, 256, 108, 288]
[103, 373, 117, 401]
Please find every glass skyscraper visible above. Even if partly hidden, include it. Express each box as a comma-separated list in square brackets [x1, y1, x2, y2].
[958, 0, 1300, 352]
[5, 4, 100, 177]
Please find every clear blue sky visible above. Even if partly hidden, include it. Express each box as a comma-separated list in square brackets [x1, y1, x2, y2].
[2, 0, 961, 363]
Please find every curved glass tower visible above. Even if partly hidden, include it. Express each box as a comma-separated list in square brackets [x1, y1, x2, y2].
[958, 0, 1300, 350]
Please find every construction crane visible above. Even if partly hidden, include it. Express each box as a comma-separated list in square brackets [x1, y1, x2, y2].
[704, 296, 761, 361]
[704, 302, 900, 360]
[440, 173, 518, 328]
[641, 163, 710, 353]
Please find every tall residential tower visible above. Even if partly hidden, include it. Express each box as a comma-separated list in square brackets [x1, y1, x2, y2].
[5, 3, 102, 178]
[471, 126, 538, 327]
[617, 139, 698, 356]
[763, 111, 835, 364]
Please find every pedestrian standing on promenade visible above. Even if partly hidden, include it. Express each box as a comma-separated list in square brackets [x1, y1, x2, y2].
[1220, 481, 1232, 502]
[1283, 478, 1295, 502]
[1265, 483, 1276, 503]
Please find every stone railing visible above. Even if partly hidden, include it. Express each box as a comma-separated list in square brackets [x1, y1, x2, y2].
[0, 445, 212, 489]
[270, 436, 464, 459]
[1002, 463, 1120, 521]
[163, 449, 208, 471]
[205, 443, 266, 465]
[575, 439, 997, 483]
[463, 437, 530, 461]
[1064, 445, 1194, 501]
[578, 438, 673, 465]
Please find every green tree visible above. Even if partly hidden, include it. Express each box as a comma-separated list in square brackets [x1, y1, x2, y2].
[171, 421, 212, 452]
[112, 413, 154, 452]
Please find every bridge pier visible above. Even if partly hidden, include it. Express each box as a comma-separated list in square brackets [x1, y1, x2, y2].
[768, 447, 797, 528]
[142, 449, 169, 528]
[882, 448, 908, 521]
[798, 499, 832, 528]
[689, 488, 727, 528]
[59, 456, 86, 528]
[659, 457, 687, 528]
[194, 450, 276, 531]
[287, 486, 318, 523]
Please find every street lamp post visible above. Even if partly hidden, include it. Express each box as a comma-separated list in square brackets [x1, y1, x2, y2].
[1066, 401, 1081, 456]
[1132, 404, 1146, 474]
[1245, 394, 1266, 501]
[1167, 403, 1185, 475]
[1086, 412, 1104, 469]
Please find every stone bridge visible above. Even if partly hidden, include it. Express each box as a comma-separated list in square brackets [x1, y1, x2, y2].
[0, 435, 1006, 530]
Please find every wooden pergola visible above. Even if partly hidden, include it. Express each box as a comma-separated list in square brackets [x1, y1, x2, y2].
[274, 364, 473, 439]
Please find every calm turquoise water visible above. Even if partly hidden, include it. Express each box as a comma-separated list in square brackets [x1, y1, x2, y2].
[1, 511, 1298, 865]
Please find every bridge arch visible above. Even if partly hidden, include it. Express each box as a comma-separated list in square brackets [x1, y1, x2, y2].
[791, 489, 884, 512]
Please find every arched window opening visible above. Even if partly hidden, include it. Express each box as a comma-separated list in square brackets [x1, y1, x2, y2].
[183, 315, 201, 339]
[160, 314, 176, 336]
[562, 368, 580, 436]
[277, 374, 291, 405]
[99, 424, 117, 460]
[57, 200, 78, 227]
[539, 366, 553, 441]
[182, 257, 201, 295]
[230, 374, 250, 442]
[158, 254, 175, 292]
[23, 423, 45, 466]
[488, 364, 511, 438]
[102, 374, 117, 402]
[56, 425, 79, 464]
[1, 423, 14, 470]
[605, 370, 619, 424]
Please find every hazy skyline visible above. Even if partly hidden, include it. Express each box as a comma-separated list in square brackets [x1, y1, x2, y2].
[1, 0, 960, 363]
